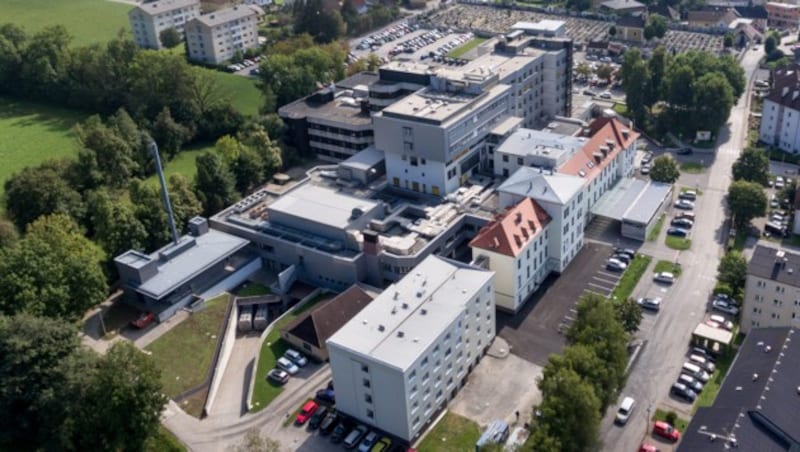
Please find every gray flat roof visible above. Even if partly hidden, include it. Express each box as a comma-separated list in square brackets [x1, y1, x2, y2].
[623, 181, 672, 224]
[268, 183, 381, 230]
[327, 256, 493, 371]
[278, 94, 372, 126]
[340, 147, 385, 172]
[748, 244, 800, 287]
[591, 178, 670, 223]
[136, 230, 249, 299]
[498, 167, 585, 205]
[495, 128, 587, 158]
[381, 84, 510, 125]
[194, 5, 256, 27]
[132, 0, 198, 15]
[512, 19, 565, 32]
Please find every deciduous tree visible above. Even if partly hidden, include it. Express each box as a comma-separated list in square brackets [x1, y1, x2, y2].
[649, 155, 680, 183]
[195, 151, 238, 216]
[535, 367, 601, 452]
[615, 297, 643, 334]
[717, 251, 748, 296]
[728, 180, 767, 228]
[693, 72, 734, 132]
[3, 159, 85, 230]
[159, 27, 182, 49]
[732, 147, 770, 185]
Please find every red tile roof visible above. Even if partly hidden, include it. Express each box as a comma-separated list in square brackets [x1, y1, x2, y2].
[558, 117, 638, 183]
[469, 198, 551, 257]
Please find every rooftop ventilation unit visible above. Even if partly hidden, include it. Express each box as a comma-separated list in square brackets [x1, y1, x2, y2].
[402, 303, 409, 309]
[421, 309, 428, 315]
[378, 324, 385, 332]
[397, 331, 404, 338]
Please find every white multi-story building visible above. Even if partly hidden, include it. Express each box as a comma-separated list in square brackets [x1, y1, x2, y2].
[327, 256, 495, 442]
[742, 245, 800, 333]
[759, 64, 800, 153]
[470, 198, 551, 312]
[128, 0, 200, 49]
[493, 128, 587, 178]
[185, 5, 259, 65]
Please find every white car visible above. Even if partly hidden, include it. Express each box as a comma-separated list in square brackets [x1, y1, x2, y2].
[675, 199, 695, 210]
[276, 356, 299, 375]
[607, 258, 627, 272]
[284, 348, 308, 367]
[653, 272, 675, 284]
[709, 314, 734, 331]
[636, 297, 663, 311]
[712, 299, 739, 316]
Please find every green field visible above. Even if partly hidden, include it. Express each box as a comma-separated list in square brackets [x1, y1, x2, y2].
[447, 37, 488, 58]
[647, 214, 665, 242]
[0, 97, 86, 201]
[5, 0, 131, 47]
[417, 412, 481, 452]
[212, 72, 264, 117]
[145, 146, 210, 187]
[666, 235, 692, 250]
[610, 254, 652, 302]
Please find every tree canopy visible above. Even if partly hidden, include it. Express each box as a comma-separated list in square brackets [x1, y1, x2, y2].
[732, 147, 770, 185]
[644, 14, 668, 40]
[727, 180, 767, 228]
[649, 155, 680, 183]
[195, 151, 239, 216]
[535, 366, 601, 452]
[717, 251, 748, 298]
[3, 159, 85, 230]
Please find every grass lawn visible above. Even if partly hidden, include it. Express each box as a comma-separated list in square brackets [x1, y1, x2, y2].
[145, 145, 210, 187]
[417, 412, 481, 452]
[144, 426, 185, 452]
[250, 294, 330, 412]
[653, 260, 682, 277]
[5, 0, 131, 47]
[211, 71, 264, 117]
[680, 162, 706, 173]
[0, 97, 86, 203]
[236, 282, 272, 297]
[145, 294, 230, 411]
[447, 37, 488, 58]
[647, 214, 665, 242]
[694, 350, 736, 410]
[652, 409, 689, 433]
[612, 102, 630, 118]
[666, 235, 692, 250]
[610, 254, 652, 302]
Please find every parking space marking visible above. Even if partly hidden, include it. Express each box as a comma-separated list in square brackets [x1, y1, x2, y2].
[588, 282, 615, 292]
[592, 275, 620, 285]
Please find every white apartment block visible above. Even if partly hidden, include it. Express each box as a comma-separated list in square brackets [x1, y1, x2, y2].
[374, 70, 513, 197]
[327, 256, 495, 442]
[742, 245, 800, 333]
[128, 0, 200, 49]
[186, 6, 259, 65]
[759, 64, 800, 153]
[470, 198, 551, 312]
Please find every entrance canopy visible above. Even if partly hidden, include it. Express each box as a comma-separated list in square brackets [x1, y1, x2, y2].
[591, 178, 649, 220]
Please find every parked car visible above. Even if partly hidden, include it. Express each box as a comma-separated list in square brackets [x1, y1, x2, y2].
[670, 382, 697, 402]
[309, 406, 329, 430]
[691, 346, 717, 361]
[689, 354, 716, 373]
[316, 388, 336, 404]
[653, 272, 675, 284]
[277, 356, 300, 375]
[131, 312, 156, 329]
[676, 211, 696, 221]
[267, 368, 289, 385]
[755, 79, 769, 88]
[607, 259, 627, 272]
[344, 425, 368, 449]
[652, 421, 681, 442]
[331, 421, 351, 443]
[284, 349, 308, 367]
[682, 362, 710, 383]
[611, 253, 631, 264]
[667, 227, 689, 237]
[614, 248, 636, 259]
[320, 412, 339, 435]
[671, 217, 694, 228]
[641, 164, 651, 175]
[636, 297, 662, 311]
[358, 431, 379, 452]
[712, 299, 739, 316]
[371, 437, 392, 452]
[642, 153, 653, 164]
[639, 443, 659, 452]
[709, 314, 734, 331]
[678, 373, 704, 393]
[295, 400, 319, 425]
[675, 199, 695, 209]
[679, 190, 697, 201]
[614, 396, 635, 425]
[677, 147, 693, 155]
[599, 91, 612, 99]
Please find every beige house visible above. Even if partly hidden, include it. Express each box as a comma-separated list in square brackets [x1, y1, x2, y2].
[614, 15, 645, 43]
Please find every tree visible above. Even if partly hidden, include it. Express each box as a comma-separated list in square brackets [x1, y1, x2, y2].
[644, 14, 668, 41]
[649, 155, 680, 183]
[63, 342, 167, 452]
[724, 33, 734, 48]
[239, 123, 283, 179]
[0, 214, 107, 320]
[525, 426, 561, 452]
[615, 298, 643, 334]
[230, 428, 283, 452]
[195, 151, 238, 216]
[159, 27, 182, 49]
[535, 366, 601, 452]
[85, 189, 147, 260]
[234, 145, 266, 194]
[732, 147, 770, 185]
[623, 60, 651, 125]
[596, 64, 614, 84]
[75, 109, 143, 188]
[0, 314, 80, 446]
[609, 26, 617, 38]
[168, 174, 203, 233]
[150, 107, 193, 159]
[544, 344, 617, 410]
[663, 64, 695, 110]
[19, 26, 72, 101]
[693, 72, 734, 132]
[574, 61, 592, 81]
[130, 179, 172, 251]
[566, 0, 591, 10]
[647, 46, 668, 105]
[293, 0, 346, 43]
[3, 159, 85, 230]
[765, 35, 777, 55]
[0, 24, 27, 94]
[728, 180, 767, 229]
[0, 218, 18, 248]
[717, 251, 748, 296]
[259, 113, 286, 142]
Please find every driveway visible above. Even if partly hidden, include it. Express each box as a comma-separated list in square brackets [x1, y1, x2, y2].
[496, 242, 614, 366]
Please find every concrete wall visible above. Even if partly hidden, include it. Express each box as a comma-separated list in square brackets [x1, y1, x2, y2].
[203, 293, 240, 415]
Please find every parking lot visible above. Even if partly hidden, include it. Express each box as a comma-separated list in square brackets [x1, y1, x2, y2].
[496, 241, 616, 365]
[420, 4, 723, 53]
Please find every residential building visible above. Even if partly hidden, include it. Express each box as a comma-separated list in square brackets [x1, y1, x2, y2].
[470, 198, 551, 312]
[492, 128, 588, 178]
[279, 72, 380, 161]
[678, 327, 800, 451]
[687, 9, 740, 31]
[742, 245, 800, 333]
[128, 0, 200, 49]
[600, 0, 647, 15]
[794, 186, 800, 235]
[185, 5, 259, 65]
[327, 255, 496, 442]
[280, 285, 375, 361]
[614, 15, 646, 43]
[734, 5, 768, 31]
[759, 64, 800, 153]
[766, 1, 800, 29]
[115, 217, 255, 320]
[649, 4, 681, 21]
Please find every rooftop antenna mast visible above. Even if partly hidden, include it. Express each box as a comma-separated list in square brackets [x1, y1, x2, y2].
[150, 141, 179, 246]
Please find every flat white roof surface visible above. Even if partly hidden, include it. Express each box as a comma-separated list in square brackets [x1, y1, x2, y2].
[137, 230, 249, 299]
[498, 167, 584, 205]
[693, 322, 734, 345]
[327, 256, 493, 371]
[340, 147, 385, 172]
[268, 183, 381, 230]
[495, 128, 586, 158]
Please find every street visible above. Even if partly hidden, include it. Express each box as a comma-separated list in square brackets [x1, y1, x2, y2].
[597, 48, 763, 452]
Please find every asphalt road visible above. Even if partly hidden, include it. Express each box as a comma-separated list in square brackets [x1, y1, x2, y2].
[597, 48, 764, 452]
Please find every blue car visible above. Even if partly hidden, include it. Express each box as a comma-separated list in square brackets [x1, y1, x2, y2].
[316, 388, 335, 404]
[667, 227, 689, 237]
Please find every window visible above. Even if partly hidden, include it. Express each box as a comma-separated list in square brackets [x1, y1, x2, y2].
[502, 155, 509, 162]
[365, 394, 372, 403]
[367, 409, 374, 419]
[363, 378, 371, 388]
[361, 364, 369, 373]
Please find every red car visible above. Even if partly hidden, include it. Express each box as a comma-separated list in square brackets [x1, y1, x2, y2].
[131, 312, 156, 329]
[652, 421, 681, 442]
[639, 443, 659, 452]
[295, 400, 318, 425]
